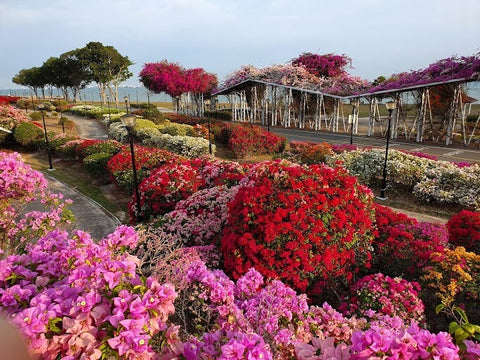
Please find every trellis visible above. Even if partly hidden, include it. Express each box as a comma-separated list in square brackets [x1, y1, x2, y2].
[214, 78, 479, 146]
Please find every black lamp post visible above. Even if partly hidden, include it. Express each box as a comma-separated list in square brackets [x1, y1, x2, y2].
[350, 99, 359, 145]
[208, 116, 213, 155]
[124, 96, 130, 113]
[37, 103, 54, 171]
[106, 95, 112, 123]
[120, 112, 142, 222]
[379, 101, 397, 200]
[147, 91, 151, 107]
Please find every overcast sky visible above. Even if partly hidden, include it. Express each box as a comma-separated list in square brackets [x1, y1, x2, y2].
[1, 0, 479, 89]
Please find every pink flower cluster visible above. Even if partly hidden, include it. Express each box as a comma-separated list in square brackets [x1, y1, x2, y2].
[1, 152, 72, 256]
[0, 226, 178, 359]
[342, 273, 425, 323]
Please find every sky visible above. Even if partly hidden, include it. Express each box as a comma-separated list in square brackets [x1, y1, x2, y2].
[1, 0, 479, 90]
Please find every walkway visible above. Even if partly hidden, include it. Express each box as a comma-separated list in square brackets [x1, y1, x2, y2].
[46, 114, 119, 239]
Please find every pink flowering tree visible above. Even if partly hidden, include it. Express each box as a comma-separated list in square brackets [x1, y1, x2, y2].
[139, 60, 217, 114]
[291, 52, 352, 78]
[0, 152, 73, 257]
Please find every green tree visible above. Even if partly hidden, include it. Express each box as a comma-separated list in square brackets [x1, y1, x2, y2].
[12, 67, 45, 97]
[77, 42, 133, 105]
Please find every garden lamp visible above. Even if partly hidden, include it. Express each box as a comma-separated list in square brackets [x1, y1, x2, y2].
[379, 100, 397, 200]
[37, 103, 54, 171]
[350, 99, 360, 145]
[120, 113, 142, 221]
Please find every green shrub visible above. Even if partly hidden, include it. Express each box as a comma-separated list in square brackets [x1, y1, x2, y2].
[142, 107, 166, 123]
[204, 110, 232, 121]
[51, 111, 58, 117]
[13, 122, 43, 146]
[58, 116, 74, 130]
[16, 98, 33, 110]
[83, 152, 113, 180]
[29, 111, 42, 121]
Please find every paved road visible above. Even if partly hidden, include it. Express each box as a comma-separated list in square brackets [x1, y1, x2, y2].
[269, 126, 480, 163]
[68, 114, 109, 140]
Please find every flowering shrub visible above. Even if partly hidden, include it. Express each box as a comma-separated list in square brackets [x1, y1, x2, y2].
[0, 105, 28, 143]
[107, 146, 182, 192]
[69, 105, 124, 119]
[130, 160, 205, 222]
[329, 148, 480, 210]
[0, 152, 73, 256]
[0, 95, 20, 105]
[144, 132, 215, 158]
[221, 160, 376, 299]
[193, 157, 248, 187]
[56, 139, 85, 159]
[372, 221, 449, 279]
[223, 123, 286, 158]
[374, 203, 417, 230]
[48, 133, 80, 154]
[342, 273, 425, 323]
[447, 210, 480, 253]
[422, 247, 480, 317]
[150, 185, 240, 248]
[0, 226, 178, 359]
[288, 141, 334, 164]
[107, 121, 129, 143]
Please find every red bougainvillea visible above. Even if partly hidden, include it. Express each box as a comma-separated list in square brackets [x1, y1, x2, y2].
[221, 160, 376, 300]
[447, 210, 480, 254]
[291, 52, 352, 78]
[225, 123, 286, 158]
[130, 160, 204, 222]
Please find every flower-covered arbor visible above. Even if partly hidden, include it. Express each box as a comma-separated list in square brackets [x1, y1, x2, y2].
[215, 53, 480, 145]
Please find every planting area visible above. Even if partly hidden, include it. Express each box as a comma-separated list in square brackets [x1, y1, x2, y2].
[1, 97, 480, 359]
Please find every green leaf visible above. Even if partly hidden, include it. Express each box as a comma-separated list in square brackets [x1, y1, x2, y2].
[463, 323, 476, 335]
[454, 328, 469, 342]
[454, 307, 469, 323]
[435, 304, 445, 314]
[449, 321, 460, 334]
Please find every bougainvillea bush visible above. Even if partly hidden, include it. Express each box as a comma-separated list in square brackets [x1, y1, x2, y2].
[447, 210, 480, 254]
[0, 226, 179, 359]
[341, 273, 425, 323]
[129, 160, 205, 222]
[0, 152, 73, 257]
[221, 160, 376, 301]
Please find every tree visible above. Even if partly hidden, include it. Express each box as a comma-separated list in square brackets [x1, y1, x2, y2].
[12, 67, 45, 98]
[77, 42, 133, 105]
[140, 61, 217, 114]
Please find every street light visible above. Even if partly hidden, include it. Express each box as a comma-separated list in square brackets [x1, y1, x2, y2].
[37, 103, 54, 171]
[378, 100, 397, 200]
[120, 112, 142, 222]
[207, 116, 213, 155]
[350, 99, 359, 145]
[124, 96, 130, 113]
[106, 95, 112, 123]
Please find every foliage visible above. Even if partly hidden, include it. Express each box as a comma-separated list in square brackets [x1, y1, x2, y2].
[221, 160, 376, 301]
[82, 152, 114, 179]
[0, 105, 28, 132]
[0, 152, 73, 257]
[288, 141, 334, 164]
[342, 273, 425, 323]
[13, 122, 43, 146]
[0, 96, 20, 106]
[447, 210, 480, 254]
[76, 139, 122, 159]
[0, 226, 178, 359]
[69, 105, 124, 120]
[48, 133, 80, 153]
[107, 122, 129, 143]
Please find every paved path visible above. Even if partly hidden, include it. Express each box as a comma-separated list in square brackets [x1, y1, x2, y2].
[45, 172, 120, 239]
[45, 114, 119, 239]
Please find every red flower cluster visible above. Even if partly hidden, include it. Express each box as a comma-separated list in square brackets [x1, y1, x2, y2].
[130, 160, 205, 222]
[289, 141, 333, 164]
[0, 96, 20, 106]
[447, 210, 480, 254]
[107, 146, 183, 191]
[372, 211, 449, 279]
[221, 160, 376, 300]
[226, 123, 286, 158]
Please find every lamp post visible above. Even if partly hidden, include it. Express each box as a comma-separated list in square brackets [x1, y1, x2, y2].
[37, 103, 54, 171]
[106, 95, 112, 123]
[147, 91, 151, 107]
[350, 99, 359, 145]
[120, 112, 142, 222]
[124, 96, 130, 113]
[378, 101, 397, 200]
[208, 116, 213, 155]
